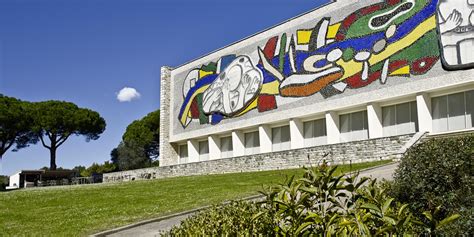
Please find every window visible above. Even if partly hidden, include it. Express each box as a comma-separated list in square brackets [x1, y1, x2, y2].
[220, 136, 233, 158]
[432, 90, 474, 132]
[382, 101, 418, 136]
[272, 125, 290, 151]
[303, 118, 327, 147]
[178, 144, 188, 164]
[198, 140, 209, 161]
[340, 111, 368, 142]
[244, 131, 260, 155]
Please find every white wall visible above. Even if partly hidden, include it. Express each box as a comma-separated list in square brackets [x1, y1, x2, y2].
[417, 93, 433, 133]
[326, 111, 340, 144]
[290, 119, 304, 149]
[259, 125, 272, 153]
[9, 173, 20, 188]
[367, 103, 383, 138]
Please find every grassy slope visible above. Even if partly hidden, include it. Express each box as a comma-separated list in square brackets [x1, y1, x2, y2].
[0, 160, 390, 236]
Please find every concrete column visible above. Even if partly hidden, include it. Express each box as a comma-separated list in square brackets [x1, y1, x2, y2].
[367, 103, 383, 138]
[417, 93, 432, 133]
[259, 125, 272, 153]
[187, 140, 199, 163]
[208, 135, 220, 160]
[290, 118, 304, 149]
[232, 131, 245, 157]
[326, 111, 340, 144]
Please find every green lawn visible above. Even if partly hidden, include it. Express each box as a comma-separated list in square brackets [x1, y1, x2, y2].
[0, 160, 390, 236]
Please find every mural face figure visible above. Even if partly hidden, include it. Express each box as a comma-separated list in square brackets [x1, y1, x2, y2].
[202, 56, 263, 116]
[437, 0, 474, 68]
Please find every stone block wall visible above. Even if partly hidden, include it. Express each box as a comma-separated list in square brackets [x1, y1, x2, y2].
[103, 134, 413, 183]
[159, 66, 177, 166]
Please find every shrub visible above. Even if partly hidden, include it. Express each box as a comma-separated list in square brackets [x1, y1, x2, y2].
[168, 164, 457, 236]
[166, 200, 273, 236]
[391, 135, 473, 235]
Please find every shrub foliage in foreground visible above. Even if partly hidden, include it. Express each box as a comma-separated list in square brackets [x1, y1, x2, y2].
[168, 164, 460, 236]
[391, 135, 474, 235]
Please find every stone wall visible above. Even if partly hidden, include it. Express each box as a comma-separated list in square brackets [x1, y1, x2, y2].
[159, 66, 177, 166]
[104, 134, 413, 183]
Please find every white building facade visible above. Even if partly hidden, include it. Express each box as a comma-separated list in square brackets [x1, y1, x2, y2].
[159, 0, 474, 167]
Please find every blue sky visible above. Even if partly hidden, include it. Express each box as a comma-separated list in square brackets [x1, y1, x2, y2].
[0, 0, 328, 175]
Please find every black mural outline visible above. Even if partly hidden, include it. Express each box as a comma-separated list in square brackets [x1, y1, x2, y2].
[369, 1, 414, 29]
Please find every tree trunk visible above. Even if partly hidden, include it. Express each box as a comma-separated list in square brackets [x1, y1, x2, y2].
[50, 147, 57, 170]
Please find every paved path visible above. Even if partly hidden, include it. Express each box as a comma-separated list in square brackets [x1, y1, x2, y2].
[356, 162, 399, 181]
[95, 162, 399, 237]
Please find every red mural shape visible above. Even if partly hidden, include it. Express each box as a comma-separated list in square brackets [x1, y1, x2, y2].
[257, 95, 277, 112]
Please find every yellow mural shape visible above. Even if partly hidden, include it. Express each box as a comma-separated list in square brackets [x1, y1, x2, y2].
[297, 23, 341, 45]
[297, 30, 312, 45]
[327, 23, 341, 39]
[198, 70, 213, 79]
[389, 65, 410, 76]
[261, 80, 280, 95]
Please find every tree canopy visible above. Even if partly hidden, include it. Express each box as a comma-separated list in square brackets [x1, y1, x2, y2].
[32, 101, 106, 170]
[122, 110, 160, 160]
[112, 110, 160, 170]
[0, 95, 37, 159]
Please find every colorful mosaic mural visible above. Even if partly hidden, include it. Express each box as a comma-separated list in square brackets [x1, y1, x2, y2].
[178, 0, 473, 128]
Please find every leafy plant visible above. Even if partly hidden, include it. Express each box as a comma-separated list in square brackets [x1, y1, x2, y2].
[391, 135, 473, 235]
[166, 200, 273, 236]
[168, 162, 451, 236]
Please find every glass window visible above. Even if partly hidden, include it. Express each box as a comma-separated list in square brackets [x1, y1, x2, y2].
[382, 101, 418, 136]
[303, 119, 327, 147]
[272, 125, 290, 152]
[432, 96, 448, 132]
[178, 144, 188, 164]
[382, 105, 396, 136]
[244, 131, 259, 155]
[466, 90, 474, 128]
[340, 111, 368, 142]
[432, 90, 473, 132]
[448, 92, 466, 131]
[340, 114, 350, 134]
[220, 136, 233, 158]
[198, 140, 209, 161]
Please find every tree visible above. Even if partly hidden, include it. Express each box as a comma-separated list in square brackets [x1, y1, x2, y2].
[80, 161, 116, 177]
[115, 140, 150, 170]
[122, 110, 160, 160]
[0, 175, 8, 191]
[112, 110, 160, 170]
[32, 101, 106, 170]
[72, 165, 86, 176]
[0, 95, 37, 160]
[110, 147, 118, 165]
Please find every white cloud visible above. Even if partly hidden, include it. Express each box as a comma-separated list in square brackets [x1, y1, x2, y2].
[116, 87, 141, 102]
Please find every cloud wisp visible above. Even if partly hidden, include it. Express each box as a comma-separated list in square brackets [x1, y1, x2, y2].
[117, 87, 141, 102]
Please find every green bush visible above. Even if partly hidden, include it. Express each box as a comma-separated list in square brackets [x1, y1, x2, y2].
[166, 200, 273, 236]
[391, 135, 473, 235]
[168, 164, 458, 236]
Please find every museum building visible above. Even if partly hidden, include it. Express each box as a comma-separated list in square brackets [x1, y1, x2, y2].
[158, 0, 474, 167]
